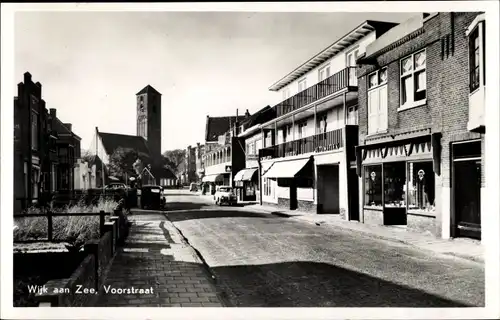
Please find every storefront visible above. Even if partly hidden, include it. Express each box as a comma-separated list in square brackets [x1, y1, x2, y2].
[357, 133, 441, 233]
[233, 167, 258, 202]
[202, 173, 229, 195]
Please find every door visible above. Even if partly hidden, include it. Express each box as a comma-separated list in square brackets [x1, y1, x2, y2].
[348, 168, 360, 221]
[452, 140, 482, 239]
[317, 165, 340, 214]
[290, 179, 298, 210]
[454, 159, 481, 239]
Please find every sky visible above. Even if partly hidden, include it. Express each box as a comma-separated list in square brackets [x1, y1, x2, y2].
[14, 11, 416, 152]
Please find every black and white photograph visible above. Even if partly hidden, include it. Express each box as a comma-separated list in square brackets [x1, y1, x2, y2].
[1, 2, 499, 320]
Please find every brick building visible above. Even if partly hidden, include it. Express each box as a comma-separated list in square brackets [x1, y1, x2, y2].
[356, 12, 485, 240]
[14, 72, 81, 212]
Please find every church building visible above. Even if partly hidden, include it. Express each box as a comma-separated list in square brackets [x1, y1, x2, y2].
[87, 85, 176, 187]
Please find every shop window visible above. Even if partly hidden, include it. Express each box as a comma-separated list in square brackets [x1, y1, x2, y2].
[383, 162, 406, 208]
[364, 165, 382, 209]
[407, 161, 435, 213]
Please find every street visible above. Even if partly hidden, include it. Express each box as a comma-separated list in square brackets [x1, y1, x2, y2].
[162, 189, 484, 308]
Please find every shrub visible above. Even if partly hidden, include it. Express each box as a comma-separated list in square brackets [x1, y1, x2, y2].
[13, 198, 120, 247]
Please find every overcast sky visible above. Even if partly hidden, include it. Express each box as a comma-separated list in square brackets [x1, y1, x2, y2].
[15, 11, 416, 152]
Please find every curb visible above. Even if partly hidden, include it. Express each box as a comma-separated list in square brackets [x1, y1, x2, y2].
[254, 207, 484, 265]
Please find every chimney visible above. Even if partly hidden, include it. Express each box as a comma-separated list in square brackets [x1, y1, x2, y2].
[245, 109, 250, 117]
[64, 123, 73, 132]
[49, 108, 56, 118]
[95, 126, 99, 133]
[24, 72, 32, 83]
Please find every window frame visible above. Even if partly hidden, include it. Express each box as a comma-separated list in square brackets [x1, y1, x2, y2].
[318, 64, 331, 82]
[367, 67, 388, 135]
[297, 121, 307, 139]
[298, 78, 307, 92]
[31, 109, 39, 151]
[399, 48, 427, 111]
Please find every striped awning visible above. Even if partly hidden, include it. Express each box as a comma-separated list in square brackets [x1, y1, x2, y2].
[233, 168, 258, 182]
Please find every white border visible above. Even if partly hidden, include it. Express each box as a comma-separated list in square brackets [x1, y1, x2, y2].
[2, 2, 499, 320]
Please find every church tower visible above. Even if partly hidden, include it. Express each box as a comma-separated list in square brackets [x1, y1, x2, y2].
[136, 85, 162, 163]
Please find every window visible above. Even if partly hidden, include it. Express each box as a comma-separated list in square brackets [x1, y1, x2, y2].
[317, 114, 327, 133]
[318, 64, 331, 82]
[31, 110, 39, 151]
[469, 26, 481, 92]
[347, 105, 359, 125]
[400, 49, 427, 108]
[407, 161, 435, 214]
[367, 68, 388, 134]
[298, 121, 307, 138]
[298, 78, 307, 92]
[282, 87, 291, 100]
[364, 165, 382, 209]
[282, 125, 292, 142]
[346, 48, 359, 67]
[383, 162, 406, 208]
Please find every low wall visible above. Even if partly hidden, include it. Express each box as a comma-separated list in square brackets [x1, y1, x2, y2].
[32, 219, 126, 307]
[363, 208, 384, 225]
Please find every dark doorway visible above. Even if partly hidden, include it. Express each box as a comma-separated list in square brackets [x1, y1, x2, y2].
[452, 141, 481, 240]
[317, 165, 340, 214]
[383, 161, 407, 225]
[290, 180, 297, 210]
[348, 168, 359, 221]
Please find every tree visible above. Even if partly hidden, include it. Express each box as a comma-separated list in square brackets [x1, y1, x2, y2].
[107, 147, 148, 181]
[162, 149, 186, 174]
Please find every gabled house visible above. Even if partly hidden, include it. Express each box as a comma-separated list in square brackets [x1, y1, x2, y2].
[356, 12, 485, 240]
[258, 20, 398, 217]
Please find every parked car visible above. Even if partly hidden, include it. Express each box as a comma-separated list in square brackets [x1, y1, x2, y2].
[214, 186, 237, 206]
[104, 183, 128, 190]
[189, 183, 199, 192]
[139, 185, 165, 210]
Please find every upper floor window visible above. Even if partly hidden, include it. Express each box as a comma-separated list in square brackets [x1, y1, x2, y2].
[318, 64, 331, 82]
[31, 110, 39, 151]
[346, 47, 359, 67]
[282, 125, 292, 142]
[298, 121, 307, 138]
[367, 68, 388, 135]
[400, 49, 427, 109]
[298, 78, 307, 92]
[282, 87, 291, 100]
[317, 114, 328, 133]
[467, 15, 485, 93]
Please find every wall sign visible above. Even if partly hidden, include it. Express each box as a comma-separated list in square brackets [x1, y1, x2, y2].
[225, 165, 232, 173]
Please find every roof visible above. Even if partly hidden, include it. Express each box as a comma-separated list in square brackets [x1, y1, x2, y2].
[205, 115, 247, 142]
[53, 117, 82, 141]
[241, 105, 276, 128]
[136, 85, 161, 96]
[152, 166, 177, 179]
[98, 132, 151, 157]
[268, 20, 399, 91]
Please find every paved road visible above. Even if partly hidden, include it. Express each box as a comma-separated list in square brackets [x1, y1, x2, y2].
[163, 189, 484, 307]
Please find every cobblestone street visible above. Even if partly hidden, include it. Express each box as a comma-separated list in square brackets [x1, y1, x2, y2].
[95, 211, 224, 307]
[164, 190, 484, 308]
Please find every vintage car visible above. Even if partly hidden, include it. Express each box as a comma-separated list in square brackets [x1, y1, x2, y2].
[214, 186, 237, 206]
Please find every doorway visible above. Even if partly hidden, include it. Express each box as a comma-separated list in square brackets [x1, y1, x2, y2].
[347, 168, 359, 221]
[317, 165, 340, 214]
[382, 161, 407, 225]
[452, 140, 482, 240]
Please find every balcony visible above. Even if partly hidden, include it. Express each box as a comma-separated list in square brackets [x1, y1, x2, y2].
[259, 128, 343, 160]
[468, 86, 485, 133]
[275, 67, 357, 118]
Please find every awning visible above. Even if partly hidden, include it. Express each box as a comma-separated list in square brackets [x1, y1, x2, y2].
[233, 168, 258, 182]
[263, 158, 311, 178]
[202, 174, 224, 183]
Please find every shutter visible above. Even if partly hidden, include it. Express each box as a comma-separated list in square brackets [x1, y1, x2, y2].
[368, 89, 379, 134]
[378, 85, 388, 131]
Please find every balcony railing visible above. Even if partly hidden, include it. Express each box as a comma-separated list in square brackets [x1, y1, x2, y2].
[276, 67, 357, 118]
[259, 128, 343, 160]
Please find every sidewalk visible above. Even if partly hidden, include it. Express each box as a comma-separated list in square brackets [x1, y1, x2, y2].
[94, 212, 225, 307]
[245, 204, 484, 264]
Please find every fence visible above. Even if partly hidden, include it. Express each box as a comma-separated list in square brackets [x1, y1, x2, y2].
[14, 210, 110, 242]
